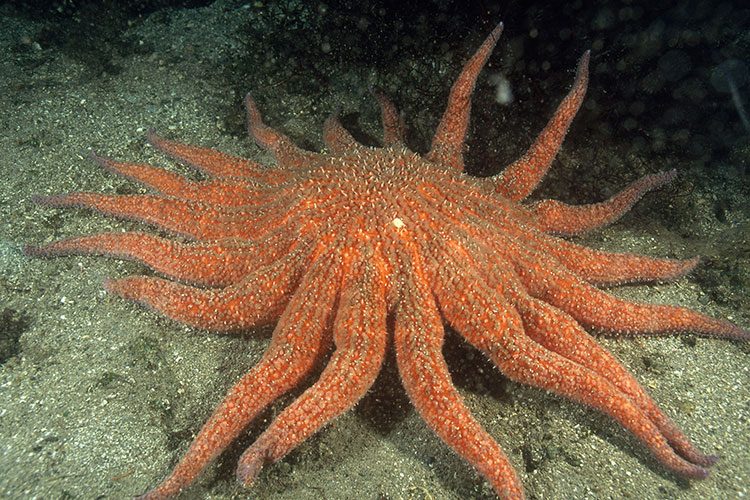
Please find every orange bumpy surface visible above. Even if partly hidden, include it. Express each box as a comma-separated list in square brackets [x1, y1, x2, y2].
[25, 22, 747, 500]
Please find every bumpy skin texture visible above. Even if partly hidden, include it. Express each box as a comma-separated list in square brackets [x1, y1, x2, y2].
[25, 22, 747, 500]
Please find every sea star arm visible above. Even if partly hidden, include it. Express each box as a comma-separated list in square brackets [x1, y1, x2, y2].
[492, 327, 711, 478]
[135, 259, 340, 500]
[91, 152, 271, 208]
[431, 259, 711, 479]
[32, 192, 241, 240]
[370, 85, 407, 148]
[323, 108, 360, 153]
[31, 192, 294, 240]
[147, 129, 282, 181]
[529, 170, 678, 235]
[513, 253, 749, 340]
[506, 281, 717, 467]
[236, 250, 388, 485]
[536, 234, 700, 286]
[427, 22, 503, 171]
[394, 246, 524, 500]
[417, 183, 701, 295]
[494, 51, 589, 202]
[23, 231, 299, 287]
[92, 151, 197, 193]
[104, 249, 308, 331]
[420, 182, 701, 288]
[245, 93, 327, 169]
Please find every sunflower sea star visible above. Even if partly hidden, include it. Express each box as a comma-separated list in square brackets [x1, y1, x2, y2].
[25, 22, 747, 500]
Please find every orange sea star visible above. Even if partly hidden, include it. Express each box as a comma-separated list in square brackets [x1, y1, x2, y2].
[25, 22, 747, 500]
